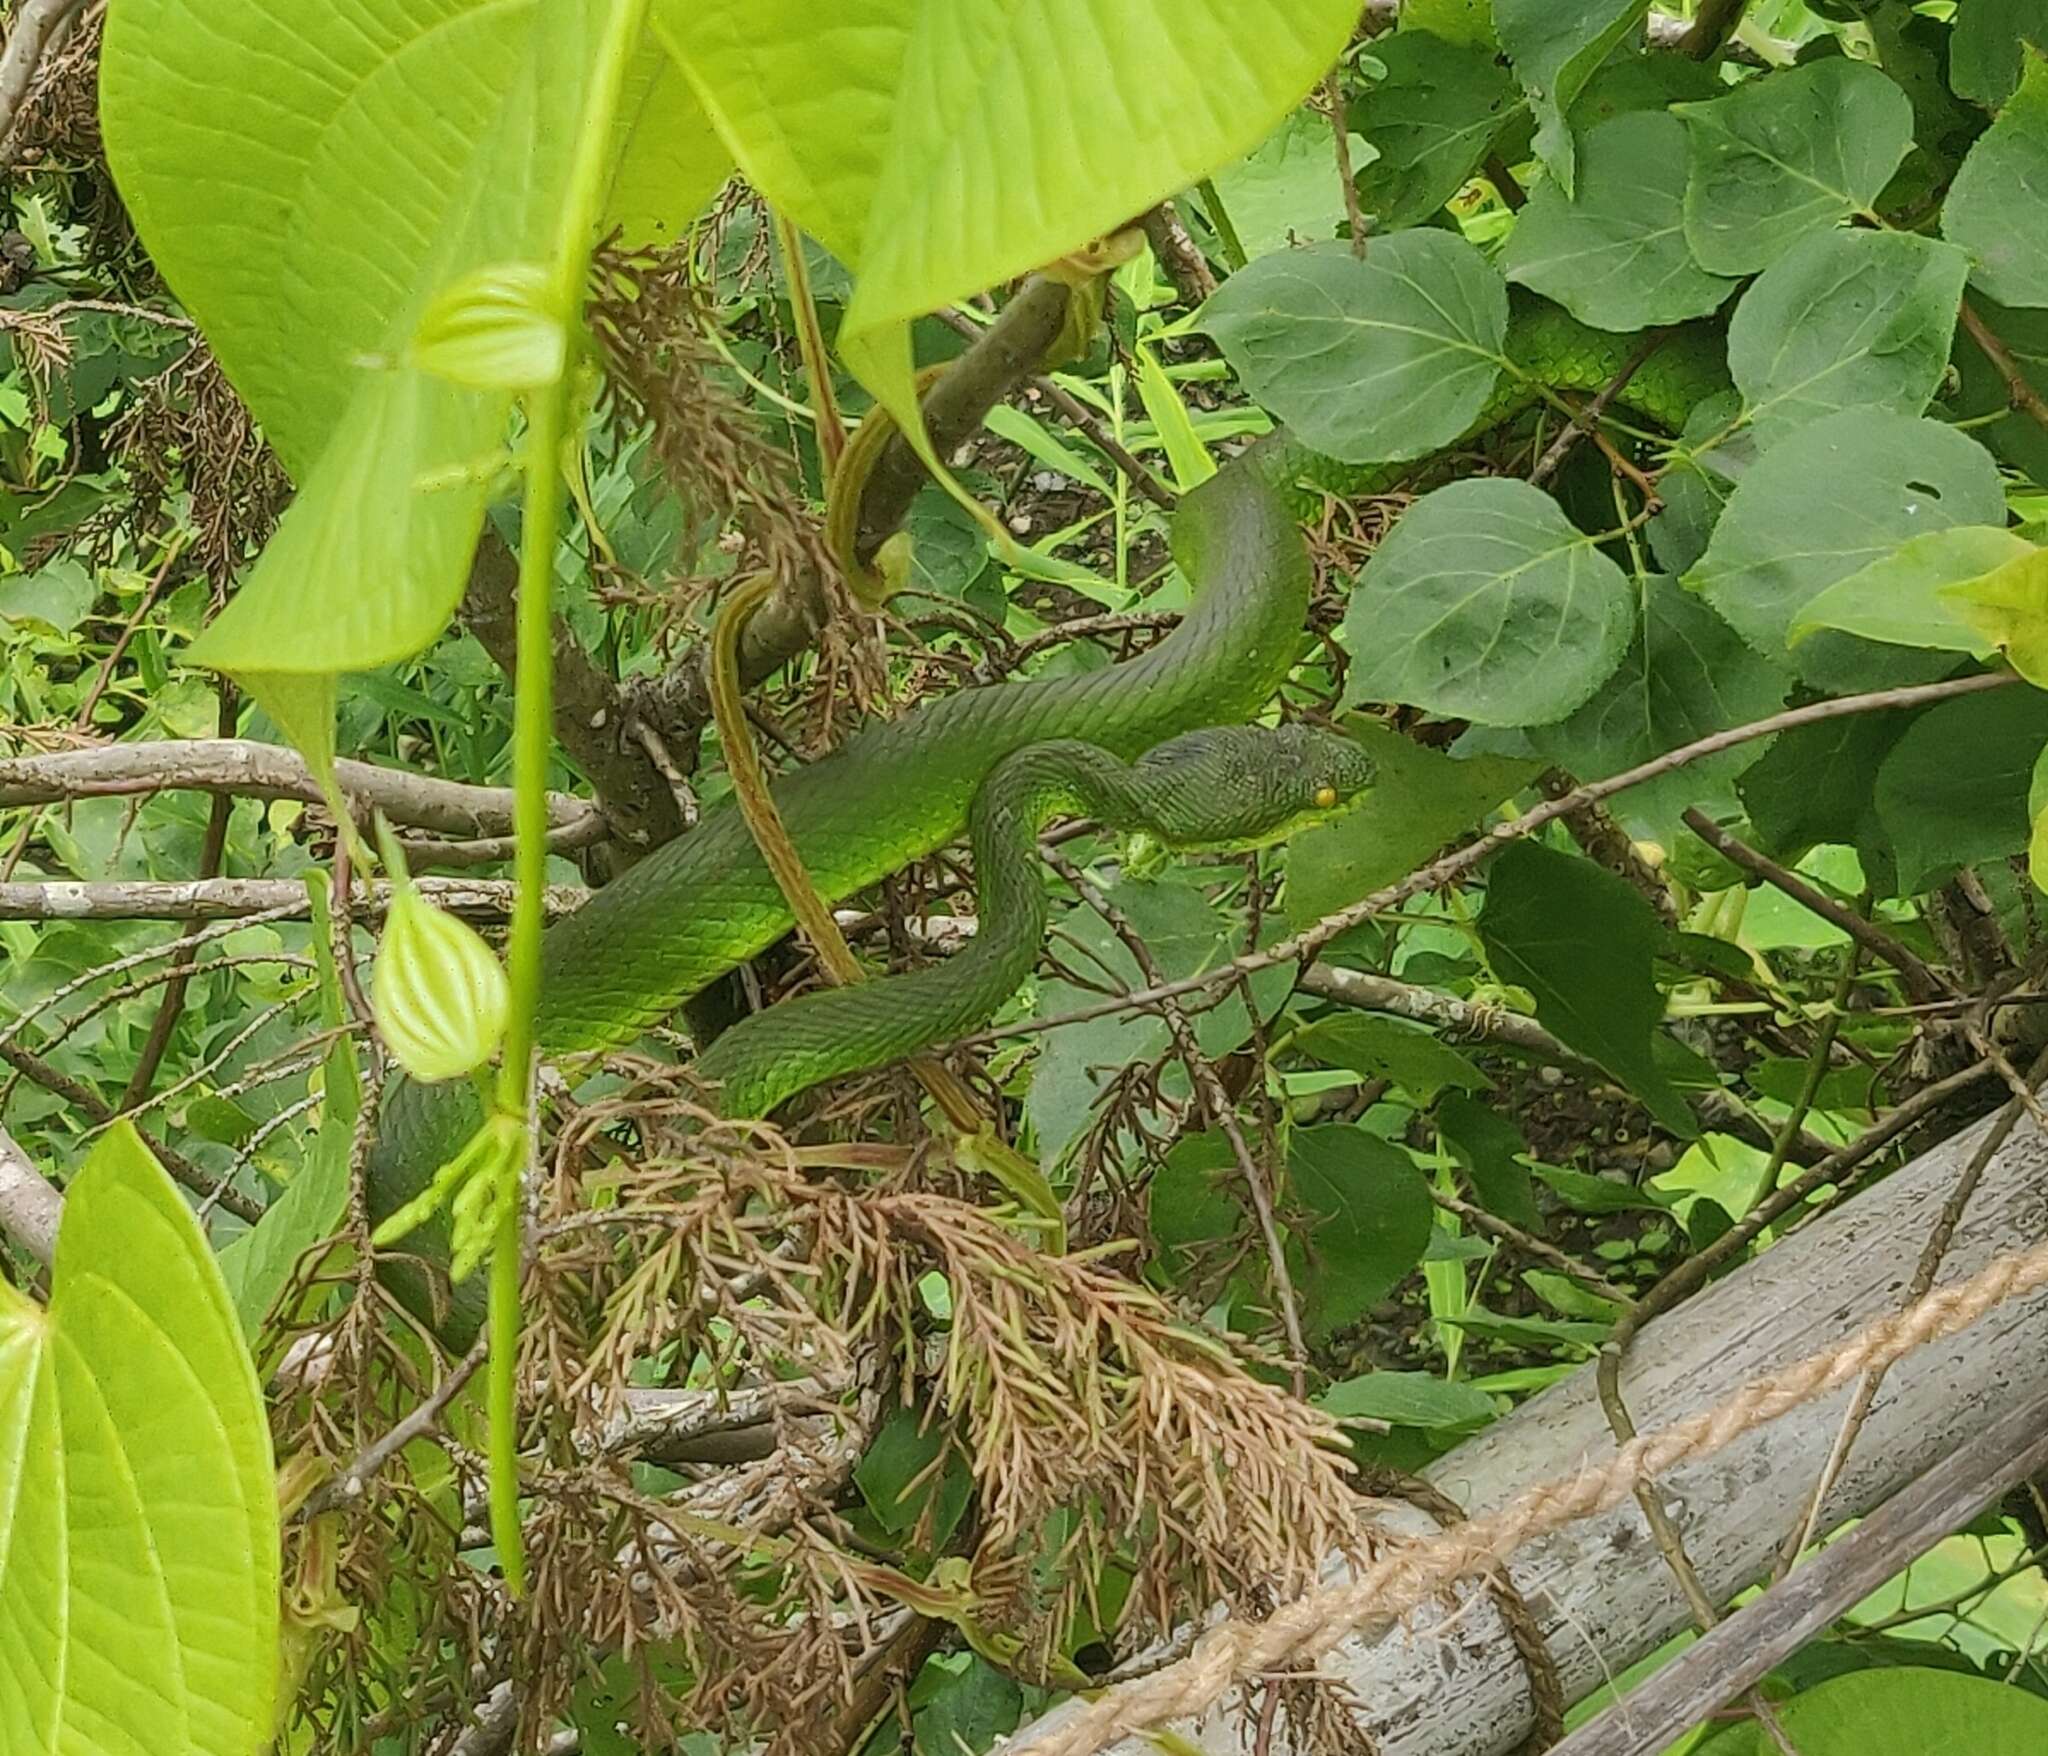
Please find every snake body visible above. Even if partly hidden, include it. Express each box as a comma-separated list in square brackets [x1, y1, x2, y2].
[698, 724, 1377, 1117]
[365, 302, 1729, 1340]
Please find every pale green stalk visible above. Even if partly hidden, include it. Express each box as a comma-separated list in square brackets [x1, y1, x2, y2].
[490, 0, 651, 1600]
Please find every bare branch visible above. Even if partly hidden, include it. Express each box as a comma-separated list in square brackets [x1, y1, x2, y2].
[0, 875, 585, 922]
[1549, 1389, 2048, 1756]
[0, 1039, 263, 1222]
[459, 531, 683, 860]
[0, 737, 600, 839]
[0, 1124, 61, 1267]
[0, 0, 87, 161]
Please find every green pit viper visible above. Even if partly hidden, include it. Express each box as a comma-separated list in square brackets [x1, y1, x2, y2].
[365, 298, 1730, 1344]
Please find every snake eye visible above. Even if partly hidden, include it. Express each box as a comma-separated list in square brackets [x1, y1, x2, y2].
[1314, 784, 1339, 809]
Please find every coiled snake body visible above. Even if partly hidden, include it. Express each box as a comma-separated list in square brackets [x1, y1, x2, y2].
[366, 303, 1728, 1338]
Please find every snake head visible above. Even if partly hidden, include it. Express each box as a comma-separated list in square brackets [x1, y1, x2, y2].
[1139, 724, 1375, 851]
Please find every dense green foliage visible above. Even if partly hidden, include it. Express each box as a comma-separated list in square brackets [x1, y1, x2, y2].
[7, 1, 2048, 1752]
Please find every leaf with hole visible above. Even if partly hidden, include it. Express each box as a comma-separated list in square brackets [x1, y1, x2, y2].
[1687, 411, 2005, 692]
[1348, 29, 1523, 231]
[1675, 59, 1915, 275]
[0, 1124, 279, 1756]
[1478, 840, 1693, 1136]
[1727, 228, 1971, 452]
[1501, 111, 1735, 332]
[1343, 477, 1635, 725]
[1199, 231, 1508, 464]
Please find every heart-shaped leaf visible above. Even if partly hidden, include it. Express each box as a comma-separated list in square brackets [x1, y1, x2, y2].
[0, 1125, 279, 1756]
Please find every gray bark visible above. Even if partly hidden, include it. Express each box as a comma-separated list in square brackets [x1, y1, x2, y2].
[1008, 1108, 2048, 1755]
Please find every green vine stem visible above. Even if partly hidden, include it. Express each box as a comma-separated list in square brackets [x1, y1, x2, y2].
[488, 0, 652, 1599]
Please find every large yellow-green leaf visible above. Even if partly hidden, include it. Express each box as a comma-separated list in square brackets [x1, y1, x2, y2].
[103, 3, 718, 679]
[0, 1125, 279, 1756]
[657, 0, 1358, 430]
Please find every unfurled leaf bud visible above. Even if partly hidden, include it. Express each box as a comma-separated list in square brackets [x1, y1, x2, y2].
[372, 833, 508, 1083]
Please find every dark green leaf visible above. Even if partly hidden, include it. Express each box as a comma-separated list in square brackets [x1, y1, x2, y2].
[1728, 229, 1971, 451]
[1478, 840, 1693, 1135]
[913, 1657, 1024, 1755]
[856, 1407, 969, 1546]
[1287, 1125, 1434, 1341]
[1738, 709, 1917, 863]
[1953, 0, 2048, 108]
[1147, 1132, 1246, 1282]
[1291, 1015, 1491, 1105]
[1494, 0, 1653, 193]
[1198, 231, 1508, 464]
[1317, 1370, 1498, 1430]
[1502, 111, 1735, 332]
[1874, 683, 2048, 893]
[1437, 1310, 1611, 1349]
[1437, 1093, 1542, 1230]
[1343, 477, 1635, 725]
[1285, 723, 1542, 928]
[1687, 412, 2005, 691]
[1349, 30, 1523, 230]
[1944, 47, 2048, 307]
[1676, 59, 1915, 274]
[1529, 575, 1790, 845]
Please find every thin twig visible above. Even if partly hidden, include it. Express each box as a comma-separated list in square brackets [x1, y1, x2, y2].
[1960, 299, 2048, 432]
[1776, 1041, 2048, 1574]
[1326, 70, 1367, 256]
[0, 1038, 263, 1222]
[1528, 330, 1673, 489]
[934, 307, 1178, 509]
[299, 1333, 491, 1520]
[0, 0, 87, 159]
[120, 685, 239, 1110]
[956, 672, 2019, 1048]
[1045, 846, 1310, 1383]
[1683, 810, 1943, 1001]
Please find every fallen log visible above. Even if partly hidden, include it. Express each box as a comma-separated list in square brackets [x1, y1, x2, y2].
[1006, 1107, 2048, 1756]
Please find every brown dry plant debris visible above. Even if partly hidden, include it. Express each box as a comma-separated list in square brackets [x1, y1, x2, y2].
[112, 342, 289, 582]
